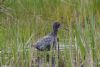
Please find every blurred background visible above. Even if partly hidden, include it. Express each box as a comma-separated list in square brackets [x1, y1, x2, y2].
[0, 0, 100, 67]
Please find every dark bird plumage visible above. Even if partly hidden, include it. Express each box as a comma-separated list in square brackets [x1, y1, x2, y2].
[34, 22, 60, 51]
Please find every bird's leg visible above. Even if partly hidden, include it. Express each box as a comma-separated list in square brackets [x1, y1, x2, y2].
[35, 51, 42, 67]
[52, 56, 55, 67]
[57, 38, 60, 59]
[53, 38, 57, 50]
[36, 56, 43, 67]
[46, 54, 49, 62]
[51, 38, 59, 67]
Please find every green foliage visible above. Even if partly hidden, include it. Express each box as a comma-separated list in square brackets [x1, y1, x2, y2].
[0, 0, 100, 67]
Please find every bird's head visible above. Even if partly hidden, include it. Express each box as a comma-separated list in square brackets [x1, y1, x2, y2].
[53, 22, 60, 30]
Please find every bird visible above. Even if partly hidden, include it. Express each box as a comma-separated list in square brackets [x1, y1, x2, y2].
[31, 22, 60, 67]
[33, 22, 60, 51]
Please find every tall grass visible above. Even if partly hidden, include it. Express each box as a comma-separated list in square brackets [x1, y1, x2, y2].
[0, 0, 100, 67]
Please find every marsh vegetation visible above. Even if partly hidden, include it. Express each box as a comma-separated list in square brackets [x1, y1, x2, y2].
[0, 0, 100, 67]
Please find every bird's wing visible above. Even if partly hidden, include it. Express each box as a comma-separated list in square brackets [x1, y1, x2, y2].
[34, 35, 54, 51]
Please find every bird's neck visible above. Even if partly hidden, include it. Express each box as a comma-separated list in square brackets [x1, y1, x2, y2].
[51, 29, 58, 36]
